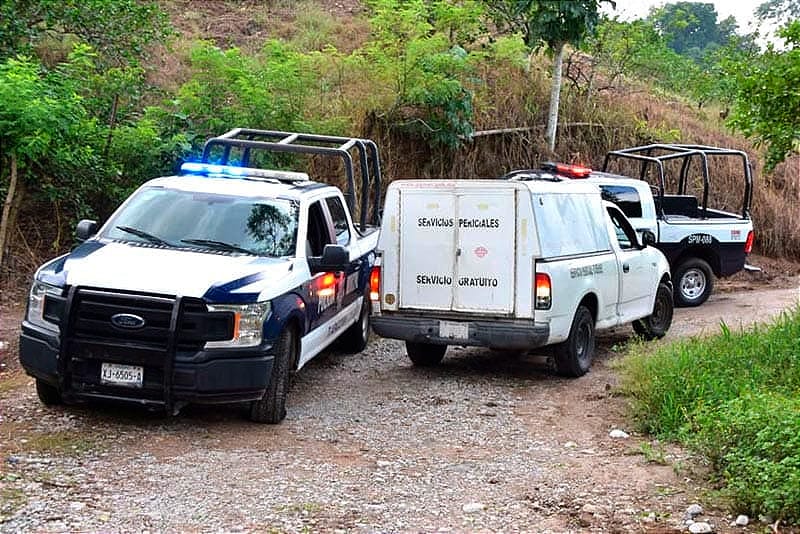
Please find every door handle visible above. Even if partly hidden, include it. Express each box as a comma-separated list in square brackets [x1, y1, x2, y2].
[623, 263, 630, 273]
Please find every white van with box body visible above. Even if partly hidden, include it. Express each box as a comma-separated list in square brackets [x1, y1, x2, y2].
[370, 175, 673, 376]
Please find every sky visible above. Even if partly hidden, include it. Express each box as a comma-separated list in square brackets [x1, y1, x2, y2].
[601, 0, 768, 34]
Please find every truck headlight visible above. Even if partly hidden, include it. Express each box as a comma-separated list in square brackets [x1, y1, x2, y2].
[27, 281, 62, 333]
[204, 301, 271, 349]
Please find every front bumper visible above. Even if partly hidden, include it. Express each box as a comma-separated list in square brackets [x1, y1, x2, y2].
[20, 321, 274, 408]
[372, 314, 550, 350]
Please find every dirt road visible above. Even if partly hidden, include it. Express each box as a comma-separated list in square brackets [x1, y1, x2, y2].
[1, 283, 798, 533]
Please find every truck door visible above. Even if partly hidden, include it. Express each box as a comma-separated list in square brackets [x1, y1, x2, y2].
[324, 195, 362, 312]
[398, 190, 457, 311]
[606, 206, 654, 320]
[305, 200, 341, 330]
[453, 190, 516, 313]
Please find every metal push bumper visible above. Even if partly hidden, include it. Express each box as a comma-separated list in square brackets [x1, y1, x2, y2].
[372, 314, 550, 350]
[19, 321, 274, 409]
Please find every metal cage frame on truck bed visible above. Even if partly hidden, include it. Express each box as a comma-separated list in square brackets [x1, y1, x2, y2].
[601, 144, 753, 220]
[200, 128, 382, 231]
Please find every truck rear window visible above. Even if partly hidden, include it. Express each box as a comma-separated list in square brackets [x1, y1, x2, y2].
[102, 187, 299, 257]
[599, 185, 642, 218]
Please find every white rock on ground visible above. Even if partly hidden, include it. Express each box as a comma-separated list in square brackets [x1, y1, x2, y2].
[735, 515, 749, 526]
[688, 521, 713, 533]
[686, 504, 703, 517]
[462, 503, 485, 514]
[608, 429, 629, 439]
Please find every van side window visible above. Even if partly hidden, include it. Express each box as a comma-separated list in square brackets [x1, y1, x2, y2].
[600, 185, 642, 218]
[607, 206, 637, 250]
[325, 196, 351, 246]
[306, 201, 332, 256]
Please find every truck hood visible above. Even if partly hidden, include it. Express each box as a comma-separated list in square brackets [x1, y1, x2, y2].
[43, 241, 296, 302]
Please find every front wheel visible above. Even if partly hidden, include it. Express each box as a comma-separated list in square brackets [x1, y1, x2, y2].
[553, 306, 595, 377]
[36, 379, 63, 406]
[405, 342, 446, 367]
[674, 258, 713, 307]
[633, 283, 674, 340]
[249, 326, 297, 424]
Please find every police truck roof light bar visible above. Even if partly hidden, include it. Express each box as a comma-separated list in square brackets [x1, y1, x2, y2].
[180, 162, 311, 182]
[541, 162, 593, 179]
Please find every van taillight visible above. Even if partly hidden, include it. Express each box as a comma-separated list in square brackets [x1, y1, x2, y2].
[370, 266, 381, 301]
[535, 273, 551, 309]
[744, 230, 754, 254]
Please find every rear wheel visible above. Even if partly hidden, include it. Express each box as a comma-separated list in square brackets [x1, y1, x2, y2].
[339, 294, 371, 353]
[553, 306, 595, 377]
[405, 342, 446, 367]
[36, 379, 63, 406]
[249, 326, 296, 424]
[674, 258, 713, 307]
[633, 283, 674, 340]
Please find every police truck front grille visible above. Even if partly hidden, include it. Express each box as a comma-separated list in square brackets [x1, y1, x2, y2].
[69, 289, 231, 350]
[72, 290, 175, 349]
[63, 288, 234, 404]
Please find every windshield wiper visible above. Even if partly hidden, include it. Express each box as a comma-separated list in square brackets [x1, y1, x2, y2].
[116, 226, 173, 247]
[180, 238, 257, 256]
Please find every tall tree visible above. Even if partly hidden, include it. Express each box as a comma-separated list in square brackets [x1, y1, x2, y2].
[648, 2, 721, 58]
[0, 50, 100, 270]
[726, 21, 800, 171]
[0, 0, 172, 66]
[756, 0, 800, 26]
[485, 0, 613, 152]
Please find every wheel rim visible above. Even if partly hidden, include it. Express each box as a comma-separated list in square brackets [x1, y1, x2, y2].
[680, 268, 706, 301]
[651, 293, 667, 327]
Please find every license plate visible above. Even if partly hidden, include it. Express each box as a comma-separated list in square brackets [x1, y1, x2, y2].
[439, 320, 469, 340]
[100, 362, 144, 388]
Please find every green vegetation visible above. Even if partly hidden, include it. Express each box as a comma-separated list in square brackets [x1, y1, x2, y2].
[620, 308, 800, 522]
[725, 21, 800, 170]
[0, 0, 799, 278]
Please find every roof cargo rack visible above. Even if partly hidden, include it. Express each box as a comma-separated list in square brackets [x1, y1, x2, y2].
[199, 128, 382, 230]
[602, 144, 752, 219]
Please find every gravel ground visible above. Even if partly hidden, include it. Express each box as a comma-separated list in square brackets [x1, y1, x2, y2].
[1, 284, 799, 533]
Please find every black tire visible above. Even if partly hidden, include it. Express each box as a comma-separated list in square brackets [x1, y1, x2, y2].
[405, 342, 446, 367]
[633, 283, 674, 340]
[674, 258, 713, 307]
[339, 294, 371, 353]
[249, 326, 297, 424]
[36, 379, 63, 406]
[553, 306, 595, 377]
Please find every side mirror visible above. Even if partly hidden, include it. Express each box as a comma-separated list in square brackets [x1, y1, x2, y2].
[309, 244, 349, 273]
[76, 219, 98, 241]
[641, 230, 657, 248]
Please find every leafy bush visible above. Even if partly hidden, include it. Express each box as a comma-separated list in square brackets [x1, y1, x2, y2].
[620, 308, 800, 522]
[691, 392, 800, 523]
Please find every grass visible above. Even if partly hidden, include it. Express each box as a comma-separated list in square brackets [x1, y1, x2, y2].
[24, 430, 98, 454]
[0, 373, 29, 395]
[619, 307, 800, 524]
[0, 487, 26, 516]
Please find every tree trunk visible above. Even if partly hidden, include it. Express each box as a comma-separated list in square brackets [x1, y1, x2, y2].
[0, 154, 19, 271]
[546, 41, 566, 154]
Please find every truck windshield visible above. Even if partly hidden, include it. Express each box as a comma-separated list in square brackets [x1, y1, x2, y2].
[102, 187, 299, 257]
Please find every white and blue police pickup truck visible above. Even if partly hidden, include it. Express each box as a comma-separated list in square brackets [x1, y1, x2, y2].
[533, 144, 755, 307]
[19, 129, 382, 423]
[370, 174, 673, 376]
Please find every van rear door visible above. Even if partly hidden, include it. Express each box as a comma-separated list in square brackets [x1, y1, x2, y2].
[398, 189, 457, 311]
[397, 185, 516, 314]
[453, 190, 515, 313]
